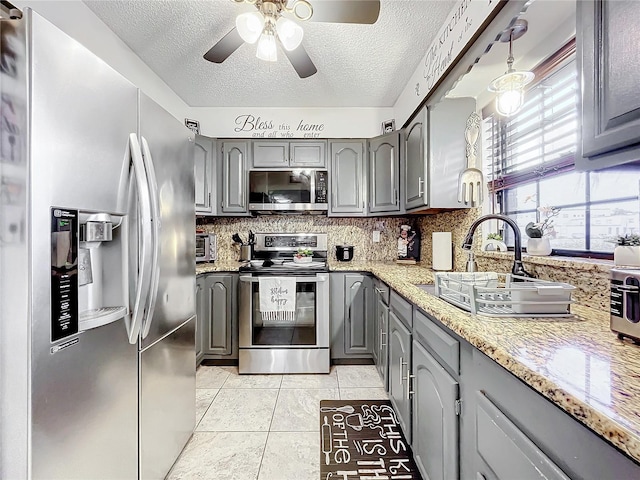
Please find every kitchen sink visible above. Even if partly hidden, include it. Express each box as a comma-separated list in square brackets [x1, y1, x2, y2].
[414, 284, 437, 295]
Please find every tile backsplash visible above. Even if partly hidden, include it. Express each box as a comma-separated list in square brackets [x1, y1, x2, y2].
[199, 208, 611, 312]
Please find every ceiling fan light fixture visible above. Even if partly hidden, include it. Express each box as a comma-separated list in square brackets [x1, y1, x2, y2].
[256, 28, 278, 62]
[276, 16, 304, 51]
[236, 11, 265, 44]
[488, 19, 534, 117]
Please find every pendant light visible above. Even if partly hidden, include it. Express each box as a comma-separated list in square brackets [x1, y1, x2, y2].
[488, 20, 534, 117]
[256, 22, 278, 62]
[235, 11, 265, 44]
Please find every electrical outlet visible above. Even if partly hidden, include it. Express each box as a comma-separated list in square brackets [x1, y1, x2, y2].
[374, 221, 385, 232]
[372, 230, 381, 242]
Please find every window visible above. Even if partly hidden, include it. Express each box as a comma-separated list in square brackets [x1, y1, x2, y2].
[484, 41, 640, 257]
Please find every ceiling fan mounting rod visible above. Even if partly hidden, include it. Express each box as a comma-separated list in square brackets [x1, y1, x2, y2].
[232, 0, 312, 21]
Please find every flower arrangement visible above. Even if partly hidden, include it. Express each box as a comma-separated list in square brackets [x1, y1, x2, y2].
[486, 233, 503, 241]
[295, 248, 313, 258]
[611, 234, 640, 246]
[525, 206, 560, 238]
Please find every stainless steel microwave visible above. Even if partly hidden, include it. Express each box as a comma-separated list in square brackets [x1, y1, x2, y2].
[248, 169, 328, 213]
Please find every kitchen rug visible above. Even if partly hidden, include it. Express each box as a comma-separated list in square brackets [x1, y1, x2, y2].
[319, 400, 422, 479]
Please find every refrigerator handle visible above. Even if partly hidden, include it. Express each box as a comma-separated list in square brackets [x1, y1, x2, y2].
[139, 136, 161, 339]
[127, 133, 153, 344]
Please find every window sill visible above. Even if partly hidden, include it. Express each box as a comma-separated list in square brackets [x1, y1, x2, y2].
[475, 250, 614, 273]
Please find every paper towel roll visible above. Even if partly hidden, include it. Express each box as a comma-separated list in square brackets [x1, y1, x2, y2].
[432, 232, 453, 271]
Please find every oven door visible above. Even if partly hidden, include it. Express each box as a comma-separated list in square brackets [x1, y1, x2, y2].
[239, 273, 329, 348]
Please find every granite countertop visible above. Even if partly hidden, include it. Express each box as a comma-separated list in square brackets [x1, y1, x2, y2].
[196, 260, 244, 274]
[196, 259, 640, 461]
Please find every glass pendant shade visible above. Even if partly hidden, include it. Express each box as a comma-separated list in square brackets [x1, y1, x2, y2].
[489, 70, 534, 116]
[236, 11, 265, 44]
[256, 30, 278, 62]
[276, 17, 304, 51]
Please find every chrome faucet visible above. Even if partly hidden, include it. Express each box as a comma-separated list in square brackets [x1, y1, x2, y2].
[461, 214, 533, 277]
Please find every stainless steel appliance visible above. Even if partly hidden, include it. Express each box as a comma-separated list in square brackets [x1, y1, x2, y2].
[196, 232, 216, 263]
[0, 10, 195, 479]
[249, 169, 328, 213]
[239, 233, 330, 373]
[611, 268, 640, 342]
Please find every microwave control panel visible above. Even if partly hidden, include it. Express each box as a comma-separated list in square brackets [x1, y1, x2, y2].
[315, 170, 328, 204]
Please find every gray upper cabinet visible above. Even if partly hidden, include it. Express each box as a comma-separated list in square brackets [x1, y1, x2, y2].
[344, 274, 373, 355]
[388, 309, 412, 444]
[403, 98, 476, 212]
[577, 0, 640, 170]
[329, 140, 367, 216]
[252, 140, 326, 168]
[369, 132, 402, 214]
[404, 111, 426, 210]
[412, 339, 459, 480]
[219, 141, 249, 215]
[194, 135, 216, 216]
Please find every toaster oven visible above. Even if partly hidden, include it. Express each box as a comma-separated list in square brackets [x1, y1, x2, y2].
[196, 233, 216, 263]
[611, 268, 640, 342]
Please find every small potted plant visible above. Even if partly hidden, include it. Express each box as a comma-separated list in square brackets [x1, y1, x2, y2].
[481, 233, 507, 252]
[294, 248, 313, 263]
[525, 206, 560, 256]
[612, 234, 640, 266]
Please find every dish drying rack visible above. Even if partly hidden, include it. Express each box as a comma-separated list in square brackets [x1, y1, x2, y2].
[434, 272, 575, 317]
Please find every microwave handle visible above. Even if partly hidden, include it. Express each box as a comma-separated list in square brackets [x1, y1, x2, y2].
[239, 276, 327, 283]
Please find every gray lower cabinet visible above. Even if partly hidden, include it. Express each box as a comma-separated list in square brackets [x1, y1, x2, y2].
[577, 0, 640, 170]
[373, 288, 389, 390]
[388, 309, 412, 444]
[329, 140, 367, 216]
[369, 132, 401, 214]
[330, 272, 374, 359]
[219, 141, 249, 215]
[411, 339, 459, 480]
[195, 276, 205, 364]
[197, 273, 238, 360]
[194, 135, 216, 215]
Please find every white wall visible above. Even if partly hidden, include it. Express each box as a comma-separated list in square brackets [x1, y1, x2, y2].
[13, 0, 190, 122]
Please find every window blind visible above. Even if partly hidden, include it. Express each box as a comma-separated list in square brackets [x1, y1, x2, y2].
[485, 58, 578, 193]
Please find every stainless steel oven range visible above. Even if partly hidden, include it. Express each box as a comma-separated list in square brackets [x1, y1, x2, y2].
[238, 233, 330, 374]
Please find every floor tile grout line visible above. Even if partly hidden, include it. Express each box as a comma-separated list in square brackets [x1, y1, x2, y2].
[257, 385, 282, 480]
[194, 388, 221, 430]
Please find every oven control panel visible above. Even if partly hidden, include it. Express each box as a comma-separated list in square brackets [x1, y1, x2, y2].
[257, 233, 328, 252]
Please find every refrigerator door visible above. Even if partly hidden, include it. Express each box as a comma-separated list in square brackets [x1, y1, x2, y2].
[26, 11, 139, 479]
[137, 93, 196, 479]
[139, 93, 196, 347]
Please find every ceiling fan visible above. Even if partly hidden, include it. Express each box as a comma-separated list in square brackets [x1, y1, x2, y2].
[203, 0, 381, 78]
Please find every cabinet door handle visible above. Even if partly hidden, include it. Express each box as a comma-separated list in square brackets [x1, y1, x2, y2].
[418, 177, 424, 197]
[375, 287, 384, 294]
[208, 192, 211, 207]
[380, 330, 386, 350]
[407, 370, 415, 399]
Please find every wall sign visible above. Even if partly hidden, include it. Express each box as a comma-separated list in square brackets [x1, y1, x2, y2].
[393, 0, 504, 127]
[233, 114, 325, 139]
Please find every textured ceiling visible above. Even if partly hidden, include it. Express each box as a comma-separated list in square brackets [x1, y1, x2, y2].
[83, 0, 456, 108]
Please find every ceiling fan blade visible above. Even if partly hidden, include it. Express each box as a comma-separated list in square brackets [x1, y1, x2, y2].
[283, 44, 317, 78]
[305, 0, 380, 24]
[203, 27, 244, 63]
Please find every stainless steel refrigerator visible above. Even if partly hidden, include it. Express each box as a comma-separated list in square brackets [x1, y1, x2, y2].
[0, 9, 196, 479]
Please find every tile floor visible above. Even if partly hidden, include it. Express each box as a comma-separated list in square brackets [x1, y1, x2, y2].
[167, 365, 388, 480]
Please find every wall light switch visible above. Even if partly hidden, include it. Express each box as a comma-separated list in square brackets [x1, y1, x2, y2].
[372, 230, 381, 242]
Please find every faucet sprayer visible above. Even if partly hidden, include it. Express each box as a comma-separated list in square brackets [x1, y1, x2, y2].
[461, 214, 533, 278]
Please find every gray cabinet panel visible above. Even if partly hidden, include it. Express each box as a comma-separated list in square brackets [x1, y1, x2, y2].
[195, 277, 204, 364]
[206, 275, 233, 355]
[577, 0, 640, 170]
[290, 141, 326, 167]
[413, 309, 460, 375]
[388, 310, 412, 444]
[344, 274, 372, 355]
[412, 340, 459, 480]
[375, 294, 389, 391]
[252, 141, 289, 168]
[369, 132, 401, 213]
[404, 114, 426, 210]
[194, 135, 215, 215]
[390, 290, 412, 329]
[329, 140, 366, 215]
[475, 392, 569, 480]
[220, 141, 248, 214]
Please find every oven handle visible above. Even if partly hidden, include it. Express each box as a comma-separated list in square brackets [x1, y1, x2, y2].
[239, 275, 327, 283]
